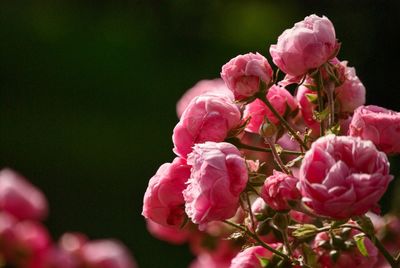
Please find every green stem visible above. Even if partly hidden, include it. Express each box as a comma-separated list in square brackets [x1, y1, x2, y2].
[264, 137, 292, 175]
[257, 93, 308, 151]
[223, 220, 290, 262]
[245, 192, 256, 231]
[341, 224, 397, 268]
[316, 71, 326, 135]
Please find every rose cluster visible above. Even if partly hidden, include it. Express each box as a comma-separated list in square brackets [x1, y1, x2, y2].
[0, 168, 137, 268]
[143, 14, 400, 267]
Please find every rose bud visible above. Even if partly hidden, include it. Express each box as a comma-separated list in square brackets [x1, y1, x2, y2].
[270, 14, 338, 76]
[221, 52, 273, 101]
[260, 170, 301, 211]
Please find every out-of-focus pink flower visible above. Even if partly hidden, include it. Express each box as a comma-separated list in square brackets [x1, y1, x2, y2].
[221, 53, 273, 101]
[146, 218, 190, 245]
[289, 211, 313, 224]
[173, 94, 242, 159]
[189, 238, 239, 268]
[260, 170, 301, 211]
[349, 105, 400, 154]
[176, 79, 233, 118]
[313, 231, 378, 268]
[142, 157, 191, 227]
[270, 14, 337, 76]
[183, 142, 248, 225]
[80, 240, 137, 268]
[335, 61, 365, 114]
[59, 232, 88, 255]
[244, 85, 298, 133]
[40, 246, 78, 268]
[299, 134, 392, 219]
[0, 168, 48, 221]
[230, 244, 281, 268]
[0, 220, 51, 267]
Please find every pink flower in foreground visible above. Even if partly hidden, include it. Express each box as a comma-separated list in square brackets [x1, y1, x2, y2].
[230, 244, 281, 268]
[244, 85, 298, 133]
[260, 170, 301, 211]
[349, 105, 400, 154]
[221, 53, 273, 101]
[183, 142, 248, 225]
[0, 168, 48, 221]
[173, 94, 241, 159]
[176, 79, 233, 118]
[313, 231, 378, 268]
[142, 157, 191, 227]
[299, 134, 392, 219]
[335, 61, 365, 114]
[80, 240, 137, 268]
[270, 14, 338, 76]
[146, 218, 190, 245]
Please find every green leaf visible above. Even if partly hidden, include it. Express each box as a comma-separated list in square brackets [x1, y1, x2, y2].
[354, 234, 369, 257]
[258, 256, 270, 267]
[305, 93, 318, 104]
[304, 84, 318, 91]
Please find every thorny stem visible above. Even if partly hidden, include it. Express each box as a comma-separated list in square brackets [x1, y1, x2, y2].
[228, 138, 304, 156]
[257, 93, 308, 151]
[245, 192, 256, 231]
[264, 137, 292, 175]
[223, 220, 290, 262]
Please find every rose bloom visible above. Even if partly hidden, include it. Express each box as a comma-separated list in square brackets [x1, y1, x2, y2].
[221, 52, 273, 101]
[142, 157, 191, 227]
[0, 168, 48, 221]
[244, 85, 298, 133]
[183, 142, 248, 225]
[176, 79, 233, 118]
[80, 240, 137, 268]
[173, 94, 241, 159]
[313, 231, 378, 268]
[260, 170, 301, 211]
[349, 105, 400, 154]
[270, 14, 338, 76]
[299, 134, 392, 219]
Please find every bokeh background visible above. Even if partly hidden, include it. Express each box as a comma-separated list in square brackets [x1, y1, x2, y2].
[1, 1, 399, 267]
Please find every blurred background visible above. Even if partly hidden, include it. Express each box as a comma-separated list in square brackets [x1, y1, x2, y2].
[1, 0, 399, 267]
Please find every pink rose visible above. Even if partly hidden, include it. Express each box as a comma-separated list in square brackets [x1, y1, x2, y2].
[260, 170, 301, 211]
[146, 218, 189, 245]
[230, 244, 281, 268]
[221, 52, 273, 101]
[183, 142, 248, 225]
[244, 85, 298, 133]
[39, 246, 78, 268]
[80, 240, 137, 268]
[299, 134, 392, 219]
[270, 14, 338, 76]
[190, 239, 239, 268]
[313, 231, 378, 268]
[173, 94, 242, 159]
[334, 61, 365, 114]
[349, 105, 400, 154]
[176, 79, 233, 118]
[0, 168, 48, 221]
[142, 157, 191, 227]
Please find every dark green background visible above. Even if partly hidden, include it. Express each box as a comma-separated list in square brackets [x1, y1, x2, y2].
[1, 1, 399, 267]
